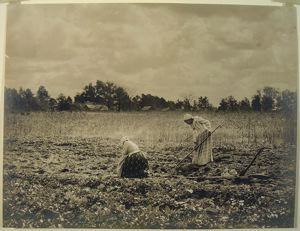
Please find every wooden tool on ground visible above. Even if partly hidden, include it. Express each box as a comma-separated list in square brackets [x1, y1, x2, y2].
[239, 147, 271, 176]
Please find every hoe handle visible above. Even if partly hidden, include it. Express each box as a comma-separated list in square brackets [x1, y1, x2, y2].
[175, 124, 222, 167]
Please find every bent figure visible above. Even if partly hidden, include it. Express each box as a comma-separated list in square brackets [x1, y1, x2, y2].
[117, 136, 149, 178]
[183, 114, 213, 166]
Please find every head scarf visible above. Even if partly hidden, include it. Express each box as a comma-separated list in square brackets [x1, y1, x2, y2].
[183, 114, 193, 121]
[120, 136, 129, 146]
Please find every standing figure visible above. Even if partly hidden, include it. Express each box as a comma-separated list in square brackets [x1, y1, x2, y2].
[183, 114, 213, 166]
[117, 136, 149, 178]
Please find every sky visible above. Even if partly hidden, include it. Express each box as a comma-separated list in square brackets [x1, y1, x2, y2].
[4, 3, 298, 106]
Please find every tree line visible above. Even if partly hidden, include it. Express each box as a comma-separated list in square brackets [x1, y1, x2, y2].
[4, 80, 297, 113]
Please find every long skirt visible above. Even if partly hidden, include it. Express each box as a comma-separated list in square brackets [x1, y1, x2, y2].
[118, 152, 149, 178]
[192, 130, 213, 166]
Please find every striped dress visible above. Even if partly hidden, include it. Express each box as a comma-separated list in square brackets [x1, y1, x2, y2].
[190, 116, 213, 166]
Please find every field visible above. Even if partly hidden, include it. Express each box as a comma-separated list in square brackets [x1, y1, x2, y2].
[3, 111, 297, 228]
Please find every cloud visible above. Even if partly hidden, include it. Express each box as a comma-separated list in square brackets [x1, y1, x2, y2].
[5, 3, 298, 106]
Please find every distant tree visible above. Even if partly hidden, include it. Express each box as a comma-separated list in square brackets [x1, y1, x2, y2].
[37, 86, 50, 110]
[131, 95, 141, 110]
[175, 100, 184, 110]
[139, 94, 168, 109]
[67, 96, 73, 104]
[74, 93, 85, 104]
[159, 97, 169, 108]
[9, 82, 292, 114]
[139, 94, 151, 108]
[251, 91, 262, 112]
[4, 88, 21, 112]
[114, 86, 131, 111]
[21, 88, 40, 111]
[239, 97, 251, 111]
[218, 98, 229, 111]
[182, 97, 192, 111]
[198, 96, 212, 111]
[17, 88, 27, 111]
[180, 93, 195, 111]
[192, 100, 198, 111]
[263, 86, 280, 99]
[276, 89, 297, 113]
[75, 80, 133, 111]
[261, 95, 274, 111]
[37, 86, 49, 101]
[5, 87, 39, 112]
[49, 98, 57, 111]
[218, 96, 238, 111]
[94, 80, 107, 104]
[96, 81, 116, 108]
[167, 100, 176, 110]
[227, 96, 239, 111]
[261, 86, 279, 111]
[83, 83, 97, 103]
[57, 94, 72, 111]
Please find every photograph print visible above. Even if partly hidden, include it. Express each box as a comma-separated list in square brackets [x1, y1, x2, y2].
[2, 2, 298, 229]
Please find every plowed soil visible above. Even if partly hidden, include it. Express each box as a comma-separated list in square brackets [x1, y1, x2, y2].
[3, 136, 296, 229]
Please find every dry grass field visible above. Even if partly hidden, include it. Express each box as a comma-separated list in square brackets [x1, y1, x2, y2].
[3, 111, 297, 228]
[4, 111, 291, 145]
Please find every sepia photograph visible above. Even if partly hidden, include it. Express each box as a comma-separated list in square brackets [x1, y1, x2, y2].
[1, 1, 299, 229]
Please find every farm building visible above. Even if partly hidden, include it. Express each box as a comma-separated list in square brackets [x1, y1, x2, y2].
[85, 103, 109, 111]
[141, 106, 152, 111]
[161, 107, 170, 112]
